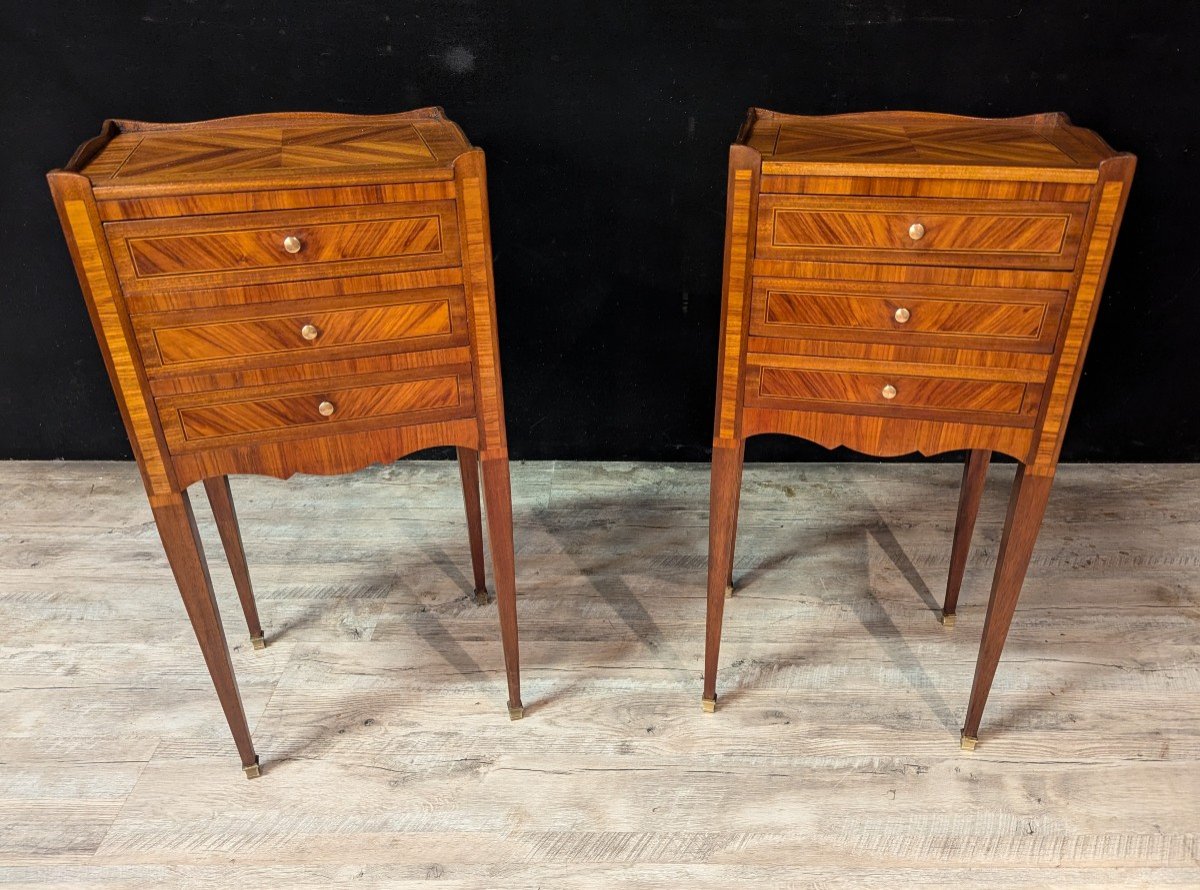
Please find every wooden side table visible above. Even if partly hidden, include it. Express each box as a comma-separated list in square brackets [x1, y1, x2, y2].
[703, 109, 1134, 748]
[48, 109, 524, 777]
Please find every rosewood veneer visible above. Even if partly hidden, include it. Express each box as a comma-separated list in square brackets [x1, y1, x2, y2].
[703, 109, 1135, 748]
[48, 109, 524, 777]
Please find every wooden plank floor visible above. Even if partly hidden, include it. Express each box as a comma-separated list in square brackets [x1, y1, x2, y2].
[0, 460, 1198, 888]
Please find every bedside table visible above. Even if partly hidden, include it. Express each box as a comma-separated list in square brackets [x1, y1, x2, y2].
[48, 109, 523, 777]
[703, 109, 1134, 748]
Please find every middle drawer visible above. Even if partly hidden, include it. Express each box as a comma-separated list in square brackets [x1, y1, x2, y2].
[750, 277, 1067, 353]
[133, 286, 470, 375]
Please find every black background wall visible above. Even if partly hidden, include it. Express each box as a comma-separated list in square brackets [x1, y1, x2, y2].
[3, 2, 1197, 462]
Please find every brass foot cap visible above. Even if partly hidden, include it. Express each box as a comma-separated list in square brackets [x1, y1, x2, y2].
[250, 634, 267, 650]
[940, 611, 956, 628]
[507, 703, 524, 721]
[960, 730, 978, 751]
[701, 696, 718, 714]
[243, 758, 261, 779]
[474, 588, 489, 605]
[724, 584, 734, 599]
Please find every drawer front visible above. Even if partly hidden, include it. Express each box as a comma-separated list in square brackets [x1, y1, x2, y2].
[757, 195, 1085, 270]
[107, 201, 460, 293]
[157, 370, 473, 452]
[135, 287, 468, 373]
[751, 278, 1065, 353]
[752, 365, 1032, 419]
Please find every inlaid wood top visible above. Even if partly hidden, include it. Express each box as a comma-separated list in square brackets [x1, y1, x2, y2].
[742, 109, 1122, 182]
[70, 108, 472, 195]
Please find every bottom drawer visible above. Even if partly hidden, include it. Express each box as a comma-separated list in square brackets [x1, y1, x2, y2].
[157, 369, 473, 452]
[750, 365, 1036, 422]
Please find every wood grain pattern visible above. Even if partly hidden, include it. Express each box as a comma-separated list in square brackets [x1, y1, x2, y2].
[757, 282, 1062, 352]
[161, 371, 471, 451]
[456, 447, 488, 601]
[149, 489, 258, 772]
[764, 291, 1046, 341]
[759, 194, 1084, 270]
[180, 375, 460, 443]
[756, 366, 1030, 417]
[107, 201, 460, 294]
[963, 465, 1055, 743]
[761, 174, 1094, 202]
[742, 406, 1034, 461]
[451, 149, 523, 711]
[454, 151, 508, 458]
[48, 111, 523, 769]
[96, 180, 456, 222]
[751, 257, 1073, 291]
[745, 350, 1048, 384]
[710, 110, 1134, 743]
[145, 347, 474, 398]
[144, 294, 458, 369]
[128, 214, 442, 278]
[943, 449, 992, 622]
[111, 124, 435, 181]
[1032, 169, 1134, 466]
[45, 182, 176, 498]
[124, 267, 466, 315]
[202, 475, 264, 645]
[4, 460, 1198, 883]
[703, 444, 743, 708]
[744, 108, 1108, 182]
[79, 109, 471, 198]
[481, 457, 523, 716]
[714, 146, 760, 442]
[170, 419, 480, 488]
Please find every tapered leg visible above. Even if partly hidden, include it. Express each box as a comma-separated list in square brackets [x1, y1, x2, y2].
[941, 449, 992, 627]
[703, 441, 744, 711]
[479, 457, 523, 719]
[960, 464, 1054, 749]
[151, 490, 259, 777]
[457, 447, 489, 605]
[725, 439, 745, 598]
[202, 476, 265, 648]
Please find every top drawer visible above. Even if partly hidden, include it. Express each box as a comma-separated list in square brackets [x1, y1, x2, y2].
[105, 201, 460, 294]
[756, 194, 1086, 271]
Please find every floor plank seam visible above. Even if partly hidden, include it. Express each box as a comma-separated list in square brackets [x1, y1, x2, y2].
[87, 737, 161, 862]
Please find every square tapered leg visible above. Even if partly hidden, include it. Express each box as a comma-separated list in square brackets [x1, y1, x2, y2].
[151, 490, 258, 775]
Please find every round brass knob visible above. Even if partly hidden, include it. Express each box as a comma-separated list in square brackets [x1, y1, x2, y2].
[894, 307, 911, 324]
[908, 222, 926, 241]
[881, 384, 898, 400]
[300, 323, 320, 341]
[283, 235, 303, 254]
[318, 400, 336, 417]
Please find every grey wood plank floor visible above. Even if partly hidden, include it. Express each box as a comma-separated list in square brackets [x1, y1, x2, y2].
[0, 460, 1197, 888]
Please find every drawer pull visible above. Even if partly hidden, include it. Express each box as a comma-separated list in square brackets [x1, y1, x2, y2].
[893, 307, 911, 324]
[282, 235, 303, 254]
[317, 400, 336, 417]
[300, 323, 321, 341]
[881, 384, 898, 400]
[907, 222, 926, 241]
